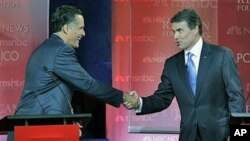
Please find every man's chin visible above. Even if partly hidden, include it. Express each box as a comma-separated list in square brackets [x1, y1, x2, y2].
[177, 46, 184, 50]
[71, 44, 79, 48]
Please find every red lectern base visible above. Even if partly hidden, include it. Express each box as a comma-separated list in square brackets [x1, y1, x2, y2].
[14, 124, 79, 141]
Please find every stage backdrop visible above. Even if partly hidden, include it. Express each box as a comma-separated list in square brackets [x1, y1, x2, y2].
[0, 0, 49, 140]
[109, 0, 250, 141]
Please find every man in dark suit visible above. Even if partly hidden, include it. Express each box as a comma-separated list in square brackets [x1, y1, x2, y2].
[7, 5, 138, 141]
[14, 5, 135, 115]
[124, 9, 245, 141]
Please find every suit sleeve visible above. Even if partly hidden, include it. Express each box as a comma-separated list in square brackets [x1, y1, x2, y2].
[54, 46, 123, 107]
[222, 49, 245, 113]
[138, 60, 175, 115]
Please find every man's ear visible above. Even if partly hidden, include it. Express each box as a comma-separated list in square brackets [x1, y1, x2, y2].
[62, 24, 68, 33]
[193, 25, 199, 35]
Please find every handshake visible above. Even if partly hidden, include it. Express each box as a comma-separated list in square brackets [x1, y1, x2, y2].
[123, 91, 140, 109]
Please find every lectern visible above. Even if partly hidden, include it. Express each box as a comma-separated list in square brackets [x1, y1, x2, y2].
[229, 113, 250, 125]
[0, 114, 91, 141]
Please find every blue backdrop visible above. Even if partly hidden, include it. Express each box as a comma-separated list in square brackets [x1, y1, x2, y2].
[50, 0, 111, 139]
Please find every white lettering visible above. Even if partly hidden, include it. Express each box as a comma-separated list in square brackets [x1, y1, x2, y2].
[0, 50, 19, 62]
[0, 38, 28, 47]
[234, 129, 247, 136]
[237, 53, 250, 63]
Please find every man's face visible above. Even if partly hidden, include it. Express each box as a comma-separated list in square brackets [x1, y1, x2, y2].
[171, 21, 198, 50]
[66, 15, 85, 48]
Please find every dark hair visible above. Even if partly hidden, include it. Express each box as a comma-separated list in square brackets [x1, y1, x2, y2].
[51, 5, 82, 33]
[170, 9, 202, 35]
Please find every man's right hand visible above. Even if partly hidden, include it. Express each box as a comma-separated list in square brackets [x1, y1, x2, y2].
[122, 91, 140, 109]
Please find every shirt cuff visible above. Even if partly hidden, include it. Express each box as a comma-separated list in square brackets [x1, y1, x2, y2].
[134, 97, 142, 113]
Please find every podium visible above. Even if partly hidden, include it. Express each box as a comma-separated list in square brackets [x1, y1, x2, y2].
[229, 113, 250, 125]
[0, 114, 91, 141]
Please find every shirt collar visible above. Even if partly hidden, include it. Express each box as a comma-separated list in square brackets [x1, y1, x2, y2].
[184, 37, 203, 57]
[53, 33, 66, 44]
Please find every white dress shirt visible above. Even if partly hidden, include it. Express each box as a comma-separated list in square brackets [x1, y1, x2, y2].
[184, 37, 203, 73]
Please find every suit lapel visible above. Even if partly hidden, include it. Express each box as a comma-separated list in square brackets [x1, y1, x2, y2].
[195, 42, 213, 100]
[177, 51, 195, 99]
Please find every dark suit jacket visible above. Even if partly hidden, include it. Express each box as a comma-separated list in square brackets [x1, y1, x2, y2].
[138, 42, 245, 141]
[15, 34, 123, 115]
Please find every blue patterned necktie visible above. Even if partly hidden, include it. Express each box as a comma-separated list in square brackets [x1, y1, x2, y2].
[187, 52, 197, 95]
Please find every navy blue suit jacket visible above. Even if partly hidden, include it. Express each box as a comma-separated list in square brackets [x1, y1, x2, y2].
[15, 34, 123, 115]
[138, 42, 245, 141]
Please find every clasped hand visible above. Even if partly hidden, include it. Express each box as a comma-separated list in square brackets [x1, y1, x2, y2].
[123, 91, 140, 109]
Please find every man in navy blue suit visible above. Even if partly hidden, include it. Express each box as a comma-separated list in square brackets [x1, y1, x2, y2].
[124, 9, 246, 141]
[14, 5, 131, 115]
[7, 5, 138, 141]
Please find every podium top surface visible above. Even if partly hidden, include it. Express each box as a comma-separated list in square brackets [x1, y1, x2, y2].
[229, 113, 250, 125]
[0, 113, 91, 133]
[6, 113, 91, 120]
[231, 113, 250, 118]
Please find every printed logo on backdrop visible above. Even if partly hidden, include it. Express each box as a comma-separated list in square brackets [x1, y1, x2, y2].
[201, 21, 213, 42]
[0, 13, 30, 63]
[237, 0, 250, 11]
[128, 106, 181, 132]
[143, 16, 168, 24]
[0, 32, 29, 63]
[152, 0, 217, 8]
[143, 135, 179, 141]
[162, 19, 173, 38]
[0, 0, 49, 120]
[115, 111, 180, 123]
[0, 50, 19, 62]
[0, 23, 29, 33]
[171, 0, 217, 8]
[142, 52, 167, 64]
[114, 0, 217, 8]
[115, 35, 155, 43]
[236, 52, 250, 64]
[0, 79, 24, 90]
[162, 20, 213, 42]
[0, 104, 16, 117]
[227, 25, 250, 36]
[115, 114, 157, 122]
[114, 75, 154, 82]
[0, 0, 21, 8]
[245, 82, 250, 113]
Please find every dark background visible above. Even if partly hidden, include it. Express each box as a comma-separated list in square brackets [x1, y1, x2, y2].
[49, 0, 112, 138]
